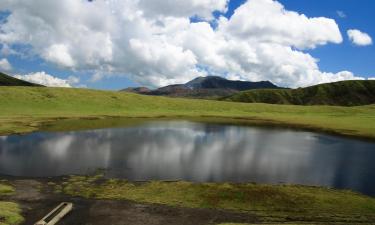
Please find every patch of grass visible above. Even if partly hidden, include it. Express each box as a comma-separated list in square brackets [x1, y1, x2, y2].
[0, 184, 14, 196]
[60, 176, 375, 223]
[0, 183, 23, 225]
[0, 202, 23, 225]
[0, 87, 375, 139]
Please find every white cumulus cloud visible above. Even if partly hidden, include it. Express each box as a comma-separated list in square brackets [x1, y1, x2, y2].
[0, 58, 12, 71]
[138, 0, 229, 19]
[219, 0, 343, 49]
[14, 71, 79, 87]
[0, 0, 369, 88]
[347, 29, 373, 46]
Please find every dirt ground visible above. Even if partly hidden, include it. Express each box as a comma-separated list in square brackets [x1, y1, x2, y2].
[1, 178, 258, 225]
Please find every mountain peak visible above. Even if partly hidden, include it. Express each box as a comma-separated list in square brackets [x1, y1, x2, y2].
[121, 75, 280, 99]
[184, 75, 278, 90]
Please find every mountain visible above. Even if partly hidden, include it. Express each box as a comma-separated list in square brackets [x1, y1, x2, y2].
[122, 76, 280, 99]
[185, 76, 278, 90]
[224, 80, 375, 106]
[122, 87, 151, 94]
[0, 72, 42, 87]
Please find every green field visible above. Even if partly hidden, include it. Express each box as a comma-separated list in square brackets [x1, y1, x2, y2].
[0, 86, 375, 139]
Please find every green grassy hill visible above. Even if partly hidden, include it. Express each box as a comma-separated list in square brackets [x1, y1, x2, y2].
[0, 86, 375, 139]
[0, 72, 42, 86]
[224, 80, 375, 106]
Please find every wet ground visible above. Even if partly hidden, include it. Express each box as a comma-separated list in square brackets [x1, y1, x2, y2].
[1, 179, 258, 225]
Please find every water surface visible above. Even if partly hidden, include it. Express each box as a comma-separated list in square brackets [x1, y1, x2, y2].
[1, 120, 374, 196]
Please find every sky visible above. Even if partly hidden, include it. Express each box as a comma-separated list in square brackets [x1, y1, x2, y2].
[0, 0, 374, 90]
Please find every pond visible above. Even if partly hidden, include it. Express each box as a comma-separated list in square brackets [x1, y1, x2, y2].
[0, 120, 375, 196]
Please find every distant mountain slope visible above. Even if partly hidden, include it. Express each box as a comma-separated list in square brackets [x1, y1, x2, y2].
[122, 76, 280, 99]
[122, 87, 151, 94]
[224, 80, 375, 106]
[0, 72, 42, 86]
[185, 76, 278, 90]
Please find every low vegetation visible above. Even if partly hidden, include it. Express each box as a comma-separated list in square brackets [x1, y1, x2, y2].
[0, 183, 23, 225]
[0, 87, 375, 139]
[224, 80, 375, 106]
[59, 175, 375, 223]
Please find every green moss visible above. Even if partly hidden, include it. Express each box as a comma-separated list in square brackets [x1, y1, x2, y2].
[0, 184, 23, 225]
[0, 184, 14, 196]
[60, 176, 375, 223]
[0, 202, 24, 225]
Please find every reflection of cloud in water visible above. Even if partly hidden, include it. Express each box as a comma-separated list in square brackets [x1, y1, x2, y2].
[0, 121, 375, 195]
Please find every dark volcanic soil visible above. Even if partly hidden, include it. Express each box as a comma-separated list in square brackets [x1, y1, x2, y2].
[2, 178, 258, 225]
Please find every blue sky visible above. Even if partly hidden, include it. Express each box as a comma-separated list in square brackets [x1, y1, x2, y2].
[0, 0, 374, 89]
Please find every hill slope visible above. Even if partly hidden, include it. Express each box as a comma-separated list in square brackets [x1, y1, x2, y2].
[0, 72, 42, 86]
[224, 80, 375, 106]
[122, 76, 280, 99]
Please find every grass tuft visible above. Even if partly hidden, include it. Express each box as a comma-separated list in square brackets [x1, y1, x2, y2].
[0, 183, 23, 225]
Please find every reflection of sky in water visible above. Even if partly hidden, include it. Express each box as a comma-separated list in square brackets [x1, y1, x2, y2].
[0, 121, 375, 196]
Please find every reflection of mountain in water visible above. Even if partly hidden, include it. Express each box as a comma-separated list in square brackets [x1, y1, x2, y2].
[0, 120, 375, 196]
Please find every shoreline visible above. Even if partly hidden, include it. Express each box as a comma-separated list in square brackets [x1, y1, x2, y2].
[1, 115, 375, 142]
[1, 174, 375, 224]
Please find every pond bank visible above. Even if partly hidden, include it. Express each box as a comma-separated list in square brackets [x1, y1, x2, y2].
[1, 175, 375, 224]
[1, 115, 375, 142]
[0, 87, 375, 140]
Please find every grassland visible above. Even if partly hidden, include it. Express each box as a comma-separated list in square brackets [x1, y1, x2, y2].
[56, 175, 375, 224]
[0, 87, 375, 139]
[224, 80, 375, 106]
[0, 183, 23, 225]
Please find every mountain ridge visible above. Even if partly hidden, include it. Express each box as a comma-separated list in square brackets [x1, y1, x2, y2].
[224, 80, 375, 106]
[122, 76, 281, 99]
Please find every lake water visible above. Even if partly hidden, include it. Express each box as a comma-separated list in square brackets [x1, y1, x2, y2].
[1, 120, 375, 196]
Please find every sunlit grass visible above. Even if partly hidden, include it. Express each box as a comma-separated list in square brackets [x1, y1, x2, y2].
[0, 87, 375, 139]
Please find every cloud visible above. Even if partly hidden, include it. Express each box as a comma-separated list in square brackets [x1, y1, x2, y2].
[13, 71, 79, 87]
[0, 0, 368, 88]
[368, 78, 375, 80]
[0, 58, 12, 71]
[219, 0, 343, 49]
[137, 0, 229, 19]
[336, 10, 346, 18]
[347, 29, 373, 46]
[42, 44, 75, 68]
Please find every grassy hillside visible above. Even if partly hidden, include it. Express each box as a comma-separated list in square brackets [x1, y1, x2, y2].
[0, 72, 42, 87]
[224, 80, 375, 106]
[0, 86, 375, 139]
